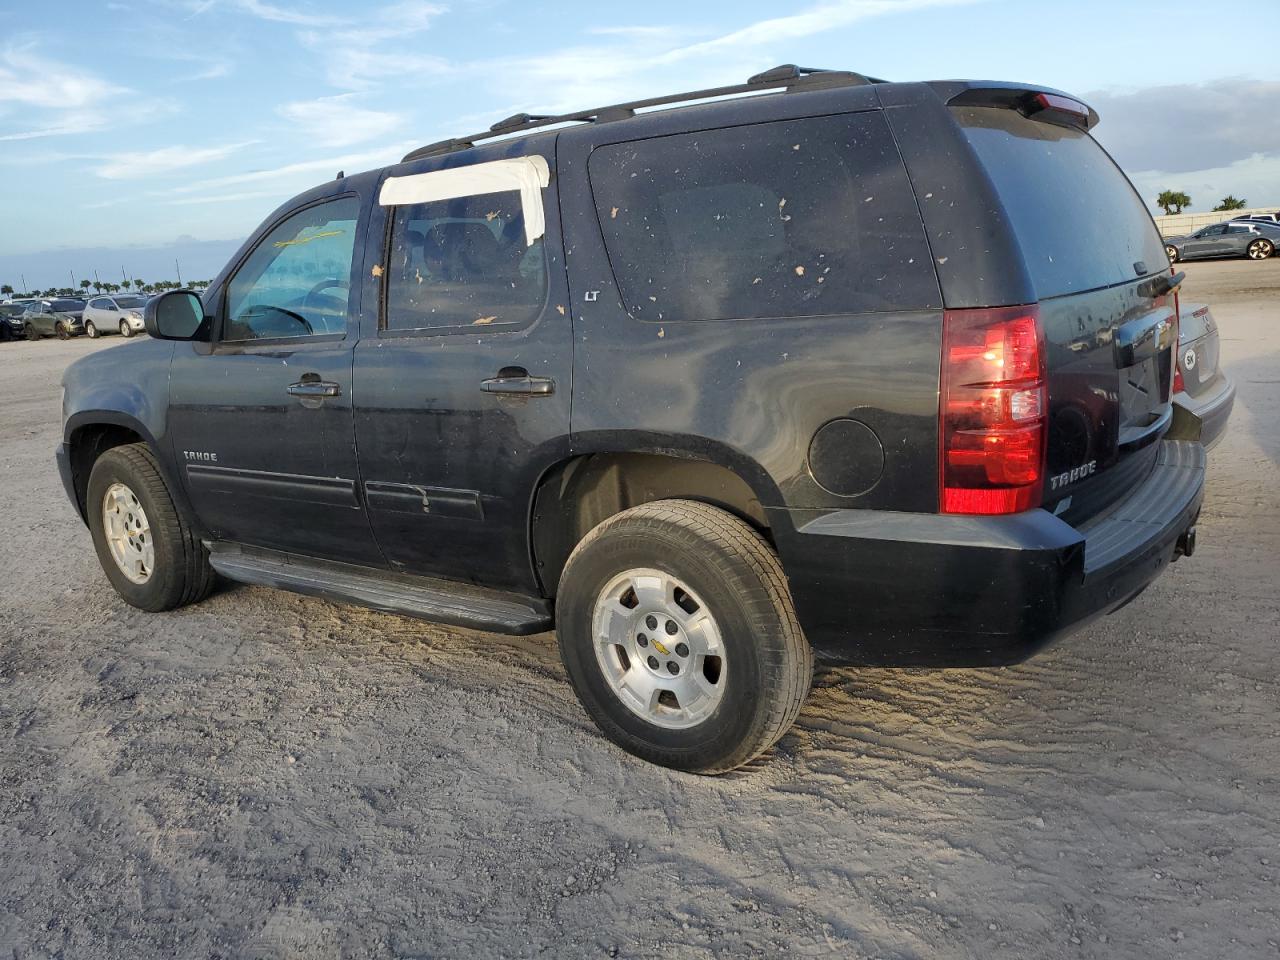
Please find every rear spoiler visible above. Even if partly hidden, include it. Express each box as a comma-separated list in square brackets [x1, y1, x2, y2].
[931, 81, 1099, 131]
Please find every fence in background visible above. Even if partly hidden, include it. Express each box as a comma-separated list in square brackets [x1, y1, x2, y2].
[1154, 206, 1280, 236]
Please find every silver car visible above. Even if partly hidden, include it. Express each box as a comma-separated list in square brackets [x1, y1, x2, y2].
[1175, 301, 1235, 449]
[83, 294, 149, 338]
[1164, 221, 1276, 263]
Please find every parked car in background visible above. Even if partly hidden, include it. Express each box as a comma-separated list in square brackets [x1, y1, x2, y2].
[1230, 213, 1280, 226]
[1174, 302, 1235, 449]
[0, 302, 29, 341]
[1164, 221, 1275, 262]
[21, 298, 86, 339]
[83, 294, 149, 338]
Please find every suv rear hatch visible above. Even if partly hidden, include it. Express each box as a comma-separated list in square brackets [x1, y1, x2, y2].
[947, 91, 1176, 524]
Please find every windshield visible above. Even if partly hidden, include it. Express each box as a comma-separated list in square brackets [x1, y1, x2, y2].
[114, 295, 148, 308]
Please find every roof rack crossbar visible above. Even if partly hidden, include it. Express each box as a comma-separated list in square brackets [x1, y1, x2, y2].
[401, 64, 879, 162]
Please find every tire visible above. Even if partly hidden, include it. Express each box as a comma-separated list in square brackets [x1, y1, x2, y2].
[1165, 244, 1179, 263]
[55, 322, 69, 340]
[556, 499, 813, 774]
[1247, 238, 1273, 261]
[85, 320, 99, 339]
[25, 323, 40, 341]
[86, 443, 216, 612]
[120, 319, 134, 338]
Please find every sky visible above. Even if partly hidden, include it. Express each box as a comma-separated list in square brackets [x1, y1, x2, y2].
[2, 0, 1279, 288]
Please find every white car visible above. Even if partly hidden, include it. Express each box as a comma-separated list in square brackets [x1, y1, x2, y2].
[82, 294, 150, 338]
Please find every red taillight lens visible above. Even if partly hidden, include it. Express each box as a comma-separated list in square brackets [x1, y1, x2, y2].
[940, 305, 1047, 515]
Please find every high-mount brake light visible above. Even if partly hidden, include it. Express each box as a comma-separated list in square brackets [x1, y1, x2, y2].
[939, 305, 1047, 515]
[1033, 92, 1090, 119]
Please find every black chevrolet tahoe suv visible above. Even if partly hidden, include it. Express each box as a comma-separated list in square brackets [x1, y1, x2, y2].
[59, 67, 1206, 773]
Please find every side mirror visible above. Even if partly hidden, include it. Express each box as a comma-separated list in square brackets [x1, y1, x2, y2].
[144, 290, 206, 340]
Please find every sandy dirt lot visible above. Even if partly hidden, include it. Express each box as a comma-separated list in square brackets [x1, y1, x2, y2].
[1, 259, 1277, 959]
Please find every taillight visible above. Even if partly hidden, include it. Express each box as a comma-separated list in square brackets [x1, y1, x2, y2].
[939, 305, 1047, 515]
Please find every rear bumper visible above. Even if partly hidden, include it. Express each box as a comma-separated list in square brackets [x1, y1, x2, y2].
[772, 439, 1205, 667]
[1176, 377, 1235, 451]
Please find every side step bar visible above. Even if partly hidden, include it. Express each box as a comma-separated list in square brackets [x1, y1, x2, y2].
[206, 543, 553, 635]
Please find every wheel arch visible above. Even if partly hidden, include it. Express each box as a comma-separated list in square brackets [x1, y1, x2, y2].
[530, 443, 776, 598]
[64, 412, 196, 532]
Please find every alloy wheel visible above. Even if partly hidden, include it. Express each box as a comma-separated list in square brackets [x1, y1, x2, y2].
[592, 567, 726, 729]
[1248, 239, 1272, 260]
[101, 482, 155, 584]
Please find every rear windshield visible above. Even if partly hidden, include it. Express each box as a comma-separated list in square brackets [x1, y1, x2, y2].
[588, 112, 940, 322]
[954, 107, 1168, 298]
[51, 299, 85, 310]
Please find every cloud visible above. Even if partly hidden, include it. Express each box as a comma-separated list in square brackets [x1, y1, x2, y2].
[0, 42, 127, 111]
[94, 142, 258, 180]
[297, 1, 448, 89]
[488, 0, 976, 114]
[195, 0, 345, 26]
[0, 39, 177, 142]
[1089, 77, 1280, 175]
[160, 141, 418, 196]
[278, 95, 403, 146]
[1127, 153, 1280, 214]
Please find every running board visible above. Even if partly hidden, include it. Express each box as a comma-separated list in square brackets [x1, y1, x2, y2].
[206, 543, 553, 635]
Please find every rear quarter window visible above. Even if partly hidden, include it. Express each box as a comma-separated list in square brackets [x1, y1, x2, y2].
[954, 107, 1168, 298]
[588, 112, 940, 321]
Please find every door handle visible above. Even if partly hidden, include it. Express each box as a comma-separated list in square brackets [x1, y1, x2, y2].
[480, 369, 555, 396]
[287, 378, 342, 398]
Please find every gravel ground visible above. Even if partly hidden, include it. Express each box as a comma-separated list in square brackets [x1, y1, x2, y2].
[1, 258, 1277, 959]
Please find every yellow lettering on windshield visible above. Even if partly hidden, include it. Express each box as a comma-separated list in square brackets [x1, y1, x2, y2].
[274, 229, 344, 248]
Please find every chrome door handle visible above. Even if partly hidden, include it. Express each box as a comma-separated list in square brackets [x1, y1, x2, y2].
[287, 380, 341, 398]
[480, 373, 555, 395]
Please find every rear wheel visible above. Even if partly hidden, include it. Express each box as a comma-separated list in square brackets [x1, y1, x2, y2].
[85, 320, 99, 338]
[1247, 238, 1273, 260]
[1165, 244, 1179, 263]
[120, 319, 134, 337]
[87, 443, 215, 611]
[556, 499, 813, 773]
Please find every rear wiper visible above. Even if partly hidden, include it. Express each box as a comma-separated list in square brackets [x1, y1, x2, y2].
[1137, 271, 1185, 299]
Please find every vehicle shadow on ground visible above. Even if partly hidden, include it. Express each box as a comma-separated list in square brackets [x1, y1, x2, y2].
[1218, 346, 1280, 466]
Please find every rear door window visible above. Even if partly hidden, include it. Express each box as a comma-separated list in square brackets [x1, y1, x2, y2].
[588, 112, 939, 322]
[954, 107, 1168, 298]
[383, 190, 546, 331]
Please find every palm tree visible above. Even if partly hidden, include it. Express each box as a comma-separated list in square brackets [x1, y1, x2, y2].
[0, 284, 12, 297]
[134, 277, 145, 292]
[79, 279, 91, 294]
[1213, 196, 1247, 211]
[1156, 190, 1191, 215]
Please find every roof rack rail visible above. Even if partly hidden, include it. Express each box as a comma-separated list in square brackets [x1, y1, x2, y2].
[401, 64, 883, 162]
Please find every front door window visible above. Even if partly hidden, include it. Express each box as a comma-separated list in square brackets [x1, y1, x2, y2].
[224, 196, 360, 341]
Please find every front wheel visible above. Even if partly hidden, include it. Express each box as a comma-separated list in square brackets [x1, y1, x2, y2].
[1165, 244, 1180, 263]
[87, 443, 216, 611]
[24, 323, 39, 341]
[1247, 238, 1274, 260]
[557, 500, 813, 773]
[55, 322, 69, 340]
[120, 319, 134, 338]
[85, 320, 99, 338]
